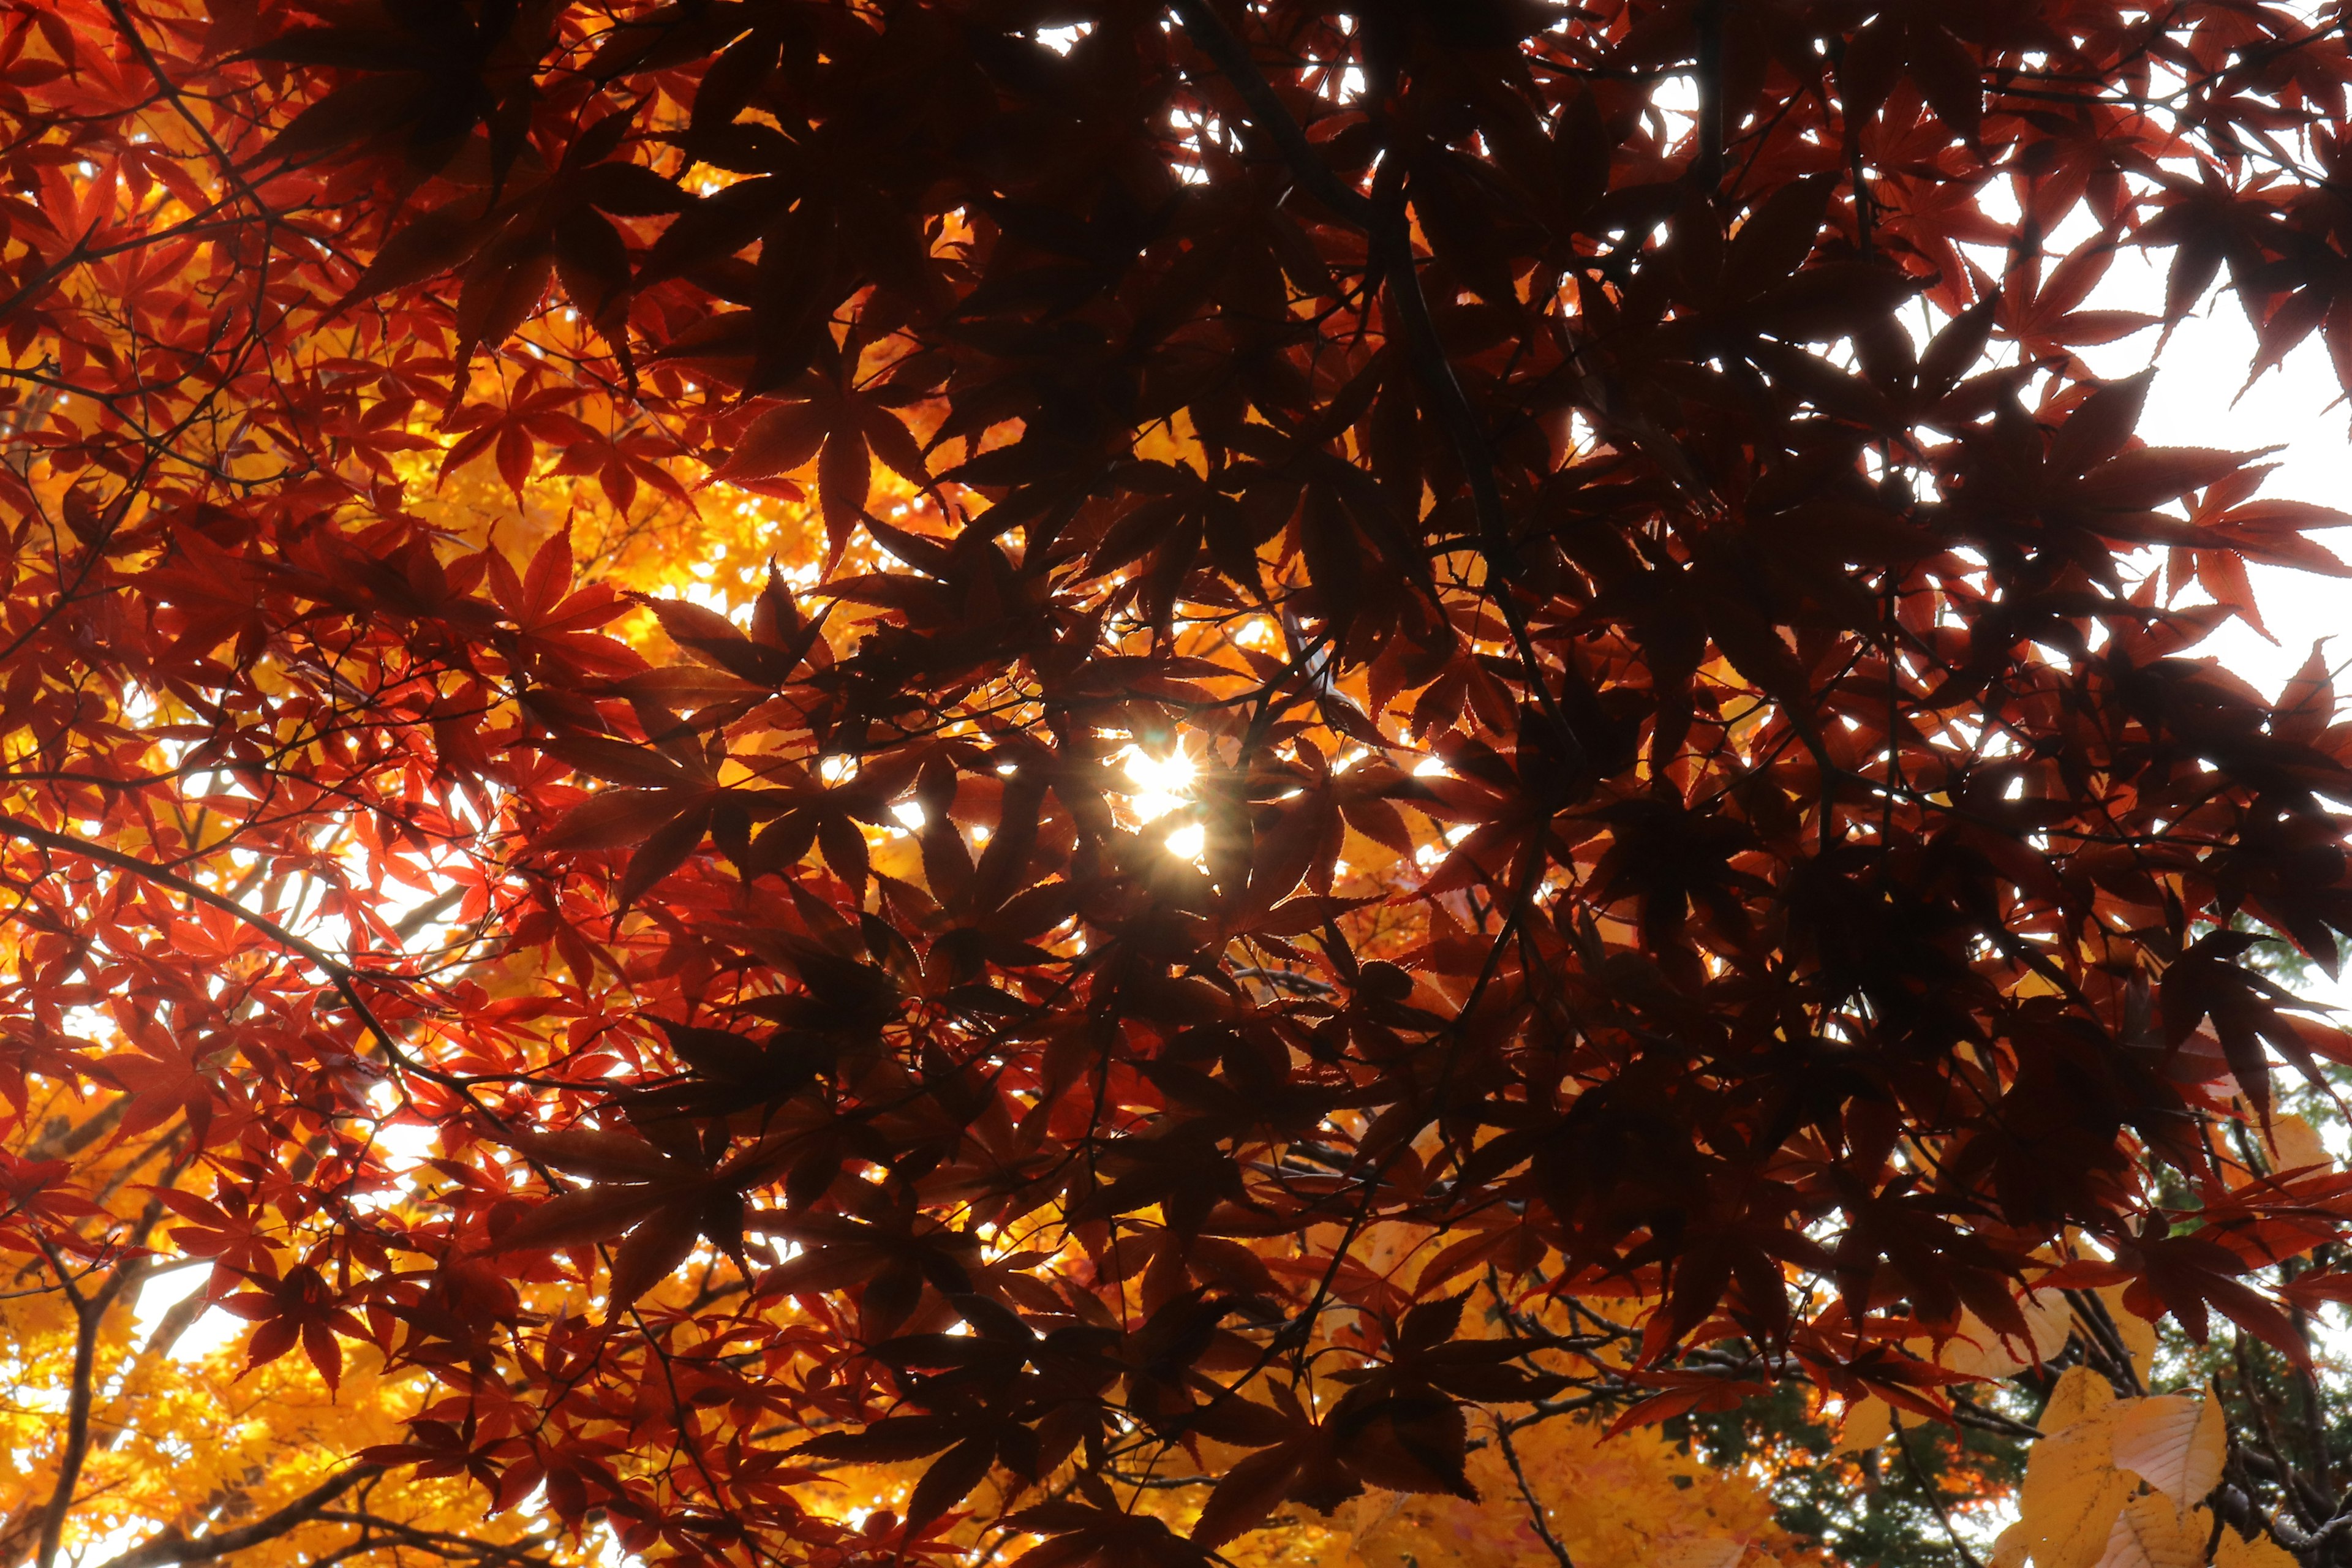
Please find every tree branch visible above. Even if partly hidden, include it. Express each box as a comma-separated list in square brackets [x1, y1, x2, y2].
[92, 1467, 384, 1568]
[0, 815, 497, 1109]
[1493, 1416, 1576, 1568]
[312, 1515, 561, 1568]
[1692, 0, 1724, 189]
[1164, 0, 1373, 226]
[34, 1253, 133, 1568]
[1891, 1422, 1986, 1568]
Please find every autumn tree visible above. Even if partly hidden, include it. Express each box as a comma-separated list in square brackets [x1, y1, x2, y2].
[9, 1, 2352, 1566]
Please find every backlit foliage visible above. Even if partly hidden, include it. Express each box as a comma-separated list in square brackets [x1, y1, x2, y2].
[10, 2, 2352, 1567]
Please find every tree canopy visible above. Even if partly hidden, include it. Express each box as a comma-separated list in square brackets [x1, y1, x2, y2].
[8, 2, 2352, 1566]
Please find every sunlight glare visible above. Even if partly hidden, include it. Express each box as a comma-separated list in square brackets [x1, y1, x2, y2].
[1121, 744, 1195, 822]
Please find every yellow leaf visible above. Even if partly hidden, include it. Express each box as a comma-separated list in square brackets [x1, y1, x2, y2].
[1942, 1290, 2076, 1381]
[2110, 1396, 2225, 1507]
[1343, 1409, 1808, 1568]
[1836, 1396, 1891, 1454]
[2012, 964, 2067, 998]
[2041, 1366, 2119, 1435]
[2018, 1288, 2078, 1361]
[1346, 1490, 1409, 1545]
[2214, 1526, 2301, 1567]
[1133, 407, 1209, 477]
[2089, 1287, 2158, 1387]
[2018, 1398, 2130, 1568]
[2095, 1494, 2208, 1568]
[2267, 1112, 2330, 1175]
[1991, 1521, 2030, 1568]
[1340, 821, 1406, 879]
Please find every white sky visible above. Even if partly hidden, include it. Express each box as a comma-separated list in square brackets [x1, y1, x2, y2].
[2085, 268, 2351, 703]
[2068, 248, 2352, 1022]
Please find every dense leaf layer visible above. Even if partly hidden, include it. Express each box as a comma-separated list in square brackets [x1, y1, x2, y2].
[7, 2, 2352, 1566]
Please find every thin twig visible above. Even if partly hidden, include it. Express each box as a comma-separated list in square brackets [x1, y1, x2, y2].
[1493, 1415, 1576, 1568]
[1891, 1423, 1986, 1568]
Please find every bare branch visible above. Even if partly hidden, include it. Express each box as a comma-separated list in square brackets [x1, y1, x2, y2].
[312, 1512, 564, 1568]
[91, 1467, 385, 1568]
[34, 1255, 142, 1568]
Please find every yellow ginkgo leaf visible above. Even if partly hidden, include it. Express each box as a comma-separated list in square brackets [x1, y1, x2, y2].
[2095, 1494, 2209, 1568]
[2111, 1395, 2225, 1507]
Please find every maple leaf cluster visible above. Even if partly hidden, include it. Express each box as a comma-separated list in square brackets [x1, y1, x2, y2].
[9, 1, 2352, 1566]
